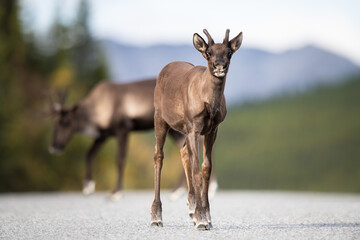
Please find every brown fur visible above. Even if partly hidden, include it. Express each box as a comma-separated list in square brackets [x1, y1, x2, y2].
[150, 29, 243, 230]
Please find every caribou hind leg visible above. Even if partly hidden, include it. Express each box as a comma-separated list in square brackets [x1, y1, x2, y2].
[186, 130, 210, 230]
[170, 133, 219, 202]
[169, 130, 188, 203]
[168, 130, 188, 201]
[180, 144, 196, 220]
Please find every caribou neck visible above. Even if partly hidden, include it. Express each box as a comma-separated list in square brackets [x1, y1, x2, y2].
[200, 68, 226, 113]
[75, 103, 96, 132]
[74, 103, 86, 121]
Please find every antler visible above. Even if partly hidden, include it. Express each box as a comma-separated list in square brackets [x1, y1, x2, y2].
[223, 29, 230, 44]
[203, 29, 214, 46]
[57, 87, 69, 108]
[43, 90, 61, 117]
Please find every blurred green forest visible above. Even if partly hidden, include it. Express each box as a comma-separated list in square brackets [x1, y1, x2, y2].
[1, 0, 359, 193]
[0, 0, 109, 191]
[0, 0, 184, 192]
[216, 76, 360, 192]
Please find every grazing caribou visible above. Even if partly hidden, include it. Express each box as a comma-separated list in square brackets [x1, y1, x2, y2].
[48, 79, 217, 200]
[151, 29, 242, 230]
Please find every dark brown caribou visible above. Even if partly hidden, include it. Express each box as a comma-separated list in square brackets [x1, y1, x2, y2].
[48, 79, 217, 201]
[151, 29, 243, 230]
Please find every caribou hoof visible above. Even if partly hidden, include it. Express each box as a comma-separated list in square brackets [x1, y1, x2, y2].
[110, 191, 123, 201]
[150, 221, 163, 227]
[189, 212, 194, 219]
[208, 222, 213, 229]
[82, 180, 95, 195]
[196, 222, 210, 230]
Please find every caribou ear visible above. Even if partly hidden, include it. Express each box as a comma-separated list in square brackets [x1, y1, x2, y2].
[193, 33, 208, 57]
[45, 90, 62, 115]
[230, 32, 243, 53]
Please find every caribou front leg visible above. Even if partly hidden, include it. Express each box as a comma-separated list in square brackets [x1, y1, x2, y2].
[83, 136, 107, 195]
[202, 127, 218, 229]
[187, 130, 209, 230]
[150, 116, 169, 227]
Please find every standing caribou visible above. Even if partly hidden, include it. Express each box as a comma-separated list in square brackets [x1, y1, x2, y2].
[48, 79, 217, 200]
[151, 29, 242, 230]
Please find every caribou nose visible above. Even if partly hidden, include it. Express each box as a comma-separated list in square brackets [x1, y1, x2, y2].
[214, 61, 227, 69]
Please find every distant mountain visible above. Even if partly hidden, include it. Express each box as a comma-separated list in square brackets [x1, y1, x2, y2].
[100, 39, 360, 105]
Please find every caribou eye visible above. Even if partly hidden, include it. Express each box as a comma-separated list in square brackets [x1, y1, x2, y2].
[206, 50, 212, 58]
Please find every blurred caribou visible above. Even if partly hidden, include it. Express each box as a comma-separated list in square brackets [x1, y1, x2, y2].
[47, 79, 217, 200]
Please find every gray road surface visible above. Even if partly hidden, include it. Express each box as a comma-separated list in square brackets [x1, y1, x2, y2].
[1, 191, 360, 239]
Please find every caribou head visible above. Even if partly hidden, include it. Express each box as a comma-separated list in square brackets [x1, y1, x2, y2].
[193, 29, 243, 78]
[47, 90, 80, 155]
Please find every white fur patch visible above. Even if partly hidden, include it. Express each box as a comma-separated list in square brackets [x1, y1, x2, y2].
[83, 180, 96, 195]
[214, 72, 225, 77]
[82, 125, 99, 138]
[110, 191, 123, 201]
[214, 66, 226, 77]
[92, 95, 113, 128]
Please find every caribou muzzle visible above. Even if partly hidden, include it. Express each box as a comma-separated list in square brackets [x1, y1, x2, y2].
[213, 65, 227, 77]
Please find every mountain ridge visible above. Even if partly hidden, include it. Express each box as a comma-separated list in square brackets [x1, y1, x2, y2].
[100, 39, 359, 105]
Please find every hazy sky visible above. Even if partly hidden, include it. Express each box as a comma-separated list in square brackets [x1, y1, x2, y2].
[21, 0, 360, 65]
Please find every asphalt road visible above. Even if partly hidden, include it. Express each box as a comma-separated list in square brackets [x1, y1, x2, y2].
[1, 191, 359, 239]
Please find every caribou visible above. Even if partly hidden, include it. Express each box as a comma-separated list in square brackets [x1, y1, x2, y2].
[150, 29, 243, 230]
[47, 79, 217, 200]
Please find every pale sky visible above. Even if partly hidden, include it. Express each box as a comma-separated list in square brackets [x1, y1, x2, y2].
[21, 0, 360, 65]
